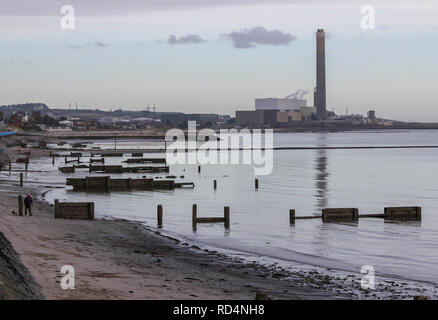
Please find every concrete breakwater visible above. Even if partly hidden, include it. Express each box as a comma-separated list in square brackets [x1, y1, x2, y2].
[0, 231, 43, 299]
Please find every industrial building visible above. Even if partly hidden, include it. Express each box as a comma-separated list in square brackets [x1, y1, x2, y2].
[236, 104, 316, 127]
[367, 110, 376, 120]
[235, 110, 278, 127]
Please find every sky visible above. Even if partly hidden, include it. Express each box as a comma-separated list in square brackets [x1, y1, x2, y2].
[0, 0, 437, 121]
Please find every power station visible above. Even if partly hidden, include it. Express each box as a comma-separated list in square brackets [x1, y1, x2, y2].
[235, 28, 381, 127]
[235, 28, 326, 126]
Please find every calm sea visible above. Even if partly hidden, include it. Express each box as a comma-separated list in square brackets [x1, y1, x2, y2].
[5, 130, 438, 285]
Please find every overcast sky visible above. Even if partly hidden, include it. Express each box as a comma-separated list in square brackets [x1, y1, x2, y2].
[0, 0, 437, 121]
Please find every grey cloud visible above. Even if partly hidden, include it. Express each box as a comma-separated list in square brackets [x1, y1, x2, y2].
[67, 42, 107, 49]
[168, 34, 206, 45]
[94, 41, 108, 47]
[224, 26, 297, 49]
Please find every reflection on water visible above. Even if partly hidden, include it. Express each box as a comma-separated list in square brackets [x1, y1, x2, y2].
[315, 134, 329, 210]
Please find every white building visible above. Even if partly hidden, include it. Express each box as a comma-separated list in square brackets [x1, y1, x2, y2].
[59, 120, 73, 128]
[255, 98, 307, 111]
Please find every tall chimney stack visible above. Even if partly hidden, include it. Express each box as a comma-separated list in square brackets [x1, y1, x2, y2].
[315, 29, 326, 120]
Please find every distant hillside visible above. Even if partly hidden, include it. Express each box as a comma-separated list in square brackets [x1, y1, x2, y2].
[0, 103, 49, 116]
[49, 108, 160, 120]
[0, 104, 226, 123]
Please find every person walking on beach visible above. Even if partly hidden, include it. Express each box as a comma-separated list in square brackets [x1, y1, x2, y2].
[24, 194, 33, 216]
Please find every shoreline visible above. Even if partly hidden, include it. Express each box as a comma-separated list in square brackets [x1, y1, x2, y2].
[0, 147, 435, 300]
[0, 180, 338, 299]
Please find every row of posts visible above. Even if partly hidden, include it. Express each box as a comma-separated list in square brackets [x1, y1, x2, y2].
[155, 206, 291, 229]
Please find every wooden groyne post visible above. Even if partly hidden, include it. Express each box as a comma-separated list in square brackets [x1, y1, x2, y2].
[54, 199, 94, 219]
[322, 208, 359, 222]
[384, 207, 421, 220]
[192, 204, 230, 230]
[289, 209, 295, 224]
[198, 165, 201, 173]
[157, 204, 163, 228]
[224, 206, 230, 230]
[18, 195, 23, 216]
[255, 179, 259, 189]
[290, 206, 422, 223]
[19, 173, 23, 187]
[213, 180, 217, 189]
[59, 166, 75, 173]
[192, 204, 197, 230]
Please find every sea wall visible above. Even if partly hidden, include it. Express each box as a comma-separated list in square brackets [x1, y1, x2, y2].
[0, 231, 43, 300]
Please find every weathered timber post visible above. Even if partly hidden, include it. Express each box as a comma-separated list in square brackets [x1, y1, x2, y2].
[65, 156, 67, 164]
[89, 203, 95, 220]
[20, 173, 23, 187]
[198, 165, 201, 173]
[224, 206, 230, 230]
[106, 176, 111, 192]
[54, 199, 59, 218]
[214, 180, 217, 189]
[289, 209, 295, 224]
[255, 179, 259, 189]
[8, 161, 11, 173]
[192, 204, 197, 230]
[322, 208, 359, 222]
[157, 205, 163, 228]
[384, 207, 422, 220]
[52, 156, 55, 165]
[25, 159, 28, 171]
[18, 195, 23, 216]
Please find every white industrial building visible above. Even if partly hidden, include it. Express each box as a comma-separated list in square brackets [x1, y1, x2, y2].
[255, 98, 307, 111]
